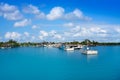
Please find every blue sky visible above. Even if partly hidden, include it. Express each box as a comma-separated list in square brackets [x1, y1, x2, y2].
[0, 0, 120, 42]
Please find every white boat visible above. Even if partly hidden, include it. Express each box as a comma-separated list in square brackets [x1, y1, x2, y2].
[74, 45, 83, 50]
[60, 44, 74, 51]
[46, 44, 53, 48]
[82, 50, 98, 55]
[1, 47, 5, 49]
[65, 47, 74, 51]
[81, 47, 98, 55]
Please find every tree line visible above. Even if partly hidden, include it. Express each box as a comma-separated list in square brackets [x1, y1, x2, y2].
[0, 39, 120, 48]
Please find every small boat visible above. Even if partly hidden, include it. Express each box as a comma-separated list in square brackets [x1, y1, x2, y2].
[59, 44, 74, 51]
[1, 47, 5, 49]
[81, 47, 98, 55]
[65, 46, 74, 51]
[74, 45, 83, 50]
[46, 44, 53, 48]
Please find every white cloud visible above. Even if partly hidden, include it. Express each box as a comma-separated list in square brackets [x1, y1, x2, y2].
[90, 27, 107, 33]
[72, 26, 81, 32]
[73, 9, 91, 20]
[3, 10, 23, 20]
[0, 3, 17, 12]
[46, 7, 64, 20]
[40, 30, 48, 37]
[115, 27, 120, 33]
[22, 5, 91, 21]
[24, 32, 29, 37]
[49, 30, 64, 40]
[46, 7, 91, 21]
[14, 19, 31, 27]
[31, 36, 35, 40]
[1, 4, 91, 21]
[39, 36, 44, 40]
[49, 30, 56, 36]
[63, 22, 74, 27]
[38, 30, 64, 41]
[62, 24, 110, 42]
[23, 4, 40, 14]
[36, 12, 45, 19]
[73, 9, 83, 18]
[32, 25, 38, 29]
[0, 3, 23, 20]
[72, 27, 107, 37]
[23, 4, 45, 19]
[53, 34, 62, 39]
[65, 9, 91, 21]
[5, 32, 21, 40]
[39, 30, 48, 40]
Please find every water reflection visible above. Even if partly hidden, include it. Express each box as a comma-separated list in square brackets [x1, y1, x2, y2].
[66, 50, 74, 54]
[87, 55, 97, 61]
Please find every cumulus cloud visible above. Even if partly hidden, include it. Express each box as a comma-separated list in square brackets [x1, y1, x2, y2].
[0, 3, 23, 20]
[71, 26, 81, 32]
[40, 30, 48, 37]
[14, 19, 31, 27]
[22, 5, 91, 21]
[5, 32, 21, 40]
[38, 30, 64, 41]
[39, 36, 44, 40]
[64, 9, 91, 20]
[53, 34, 63, 40]
[90, 27, 107, 34]
[115, 27, 120, 33]
[3, 10, 23, 20]
[36, 12, 46, 19]
[23, 4, 40, 14]
[0, 3, 17, 12]
[49, 30, 56, 36]
[62, 24, 111, 41]
[63, 22, 74, 27]
[46, 7, 91, 21]
[72, 26, 107, 37]
[24, 32, 29, 37]
[46, 7, 64, 20]
[32, 25, 38, 29]
[73, 9, 83, 18]
[39, 30, 48, 40]
[23, 4, 45, 19]
[49, 30, 64, 40]
[31, 36, 35, 40]
[1, 4, 91, 21]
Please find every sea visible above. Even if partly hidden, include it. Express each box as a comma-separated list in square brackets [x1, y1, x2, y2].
[0, 46, 120, 80]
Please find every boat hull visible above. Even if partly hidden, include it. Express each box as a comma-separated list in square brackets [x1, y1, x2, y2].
[65, 48, 74, 51]
[82, 50, 98, 55]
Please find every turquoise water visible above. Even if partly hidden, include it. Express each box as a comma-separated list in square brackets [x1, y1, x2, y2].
[0, 46, 120, 80]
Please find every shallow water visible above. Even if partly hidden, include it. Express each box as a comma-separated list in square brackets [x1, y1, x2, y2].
[0, 46, 120, 80]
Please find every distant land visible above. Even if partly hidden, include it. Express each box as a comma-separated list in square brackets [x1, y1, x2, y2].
[0, 39, 120, 49]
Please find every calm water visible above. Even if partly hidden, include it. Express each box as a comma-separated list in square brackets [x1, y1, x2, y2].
[0, 46, 120, 80]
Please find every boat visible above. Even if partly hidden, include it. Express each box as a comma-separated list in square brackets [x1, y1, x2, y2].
[81, 47, 98, 55]
[59, 44, 74, 51]
[46, 44, 53, 48]
[64, 46, 74, 51]
[1, 47, 5, 49]
[74, 45, 83, 50]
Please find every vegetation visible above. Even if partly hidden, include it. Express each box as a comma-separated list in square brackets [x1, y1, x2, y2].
[0, 39, 120, 49]
[0, 39, 20, 48]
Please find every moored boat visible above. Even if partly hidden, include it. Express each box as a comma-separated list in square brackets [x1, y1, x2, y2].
[81, 47, 98, 55]
[64, 46, 74, 51]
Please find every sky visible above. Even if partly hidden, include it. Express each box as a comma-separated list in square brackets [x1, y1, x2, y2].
[0, 0, 120, 42]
